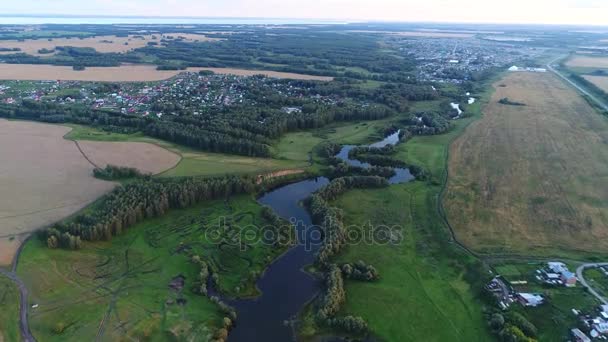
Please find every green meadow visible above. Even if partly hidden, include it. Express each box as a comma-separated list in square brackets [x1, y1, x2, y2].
[17, 195, 285, 341]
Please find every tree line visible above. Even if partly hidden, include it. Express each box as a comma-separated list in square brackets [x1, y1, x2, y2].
[44, 176, 257, 248]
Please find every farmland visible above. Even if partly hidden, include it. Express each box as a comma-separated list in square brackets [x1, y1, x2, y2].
[445, 72, 608, 255]
[583, 75, 608, 92]
[0, 119, 114, 265]
[0, 64, 334, 82]
[0, 33, 220, 56]
[77, 141, 181, 175]
[63, 125, 305, 178]
[0, 120, 192, 266]
[566, 55, 608, 68]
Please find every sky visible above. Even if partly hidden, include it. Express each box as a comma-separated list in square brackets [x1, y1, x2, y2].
[3, 0, 608, 26]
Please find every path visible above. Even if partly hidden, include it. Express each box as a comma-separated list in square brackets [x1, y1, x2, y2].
[547, 56, 608, 112]
[0, 267, 35, 341]
[576, 263, 608, 305]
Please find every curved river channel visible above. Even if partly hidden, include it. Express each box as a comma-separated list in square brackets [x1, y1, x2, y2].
[224, 131, 414, 341]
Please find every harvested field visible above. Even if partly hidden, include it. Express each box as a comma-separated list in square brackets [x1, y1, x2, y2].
[0, 119, 114, 265]
[566, 55, 608, 68]
[0, 64, 186, 82]
[0, 64, 333, 82]
[445, 72, 608, 255]
[77, 141, 181, 175]
[583, 75, 608, 92]
[0, 34, 218, 56]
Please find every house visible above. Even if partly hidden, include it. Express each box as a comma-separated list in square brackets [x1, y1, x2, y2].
[548, 262, 568, 273]
[561, 271, 577, 287]
[571, 328, 591, 342]
[593, 322, 608, 335]
[517, 293, 544, 307]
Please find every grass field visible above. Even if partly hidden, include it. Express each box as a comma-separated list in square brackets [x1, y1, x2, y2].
[274, 119, 394, 163]
[298, 87, 491, 341]
[17, 195, 283, 341]
[0, 276, 20, 342]
[63, 124, 304, 178]
[445, 72, 608, 255]
[324, 184, 490, 342]
[584, 268, 608, 298]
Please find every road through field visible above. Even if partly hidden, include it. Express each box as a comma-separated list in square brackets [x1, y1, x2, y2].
[576, 263, 608, 305]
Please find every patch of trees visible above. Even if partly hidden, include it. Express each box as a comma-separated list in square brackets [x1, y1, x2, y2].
[486, 310, 538, 342]
[0, 46, 141, 67]
[341, 260, 379, 281]
[191, 256, 210, 295]
[134, 31, 417, 80]
[93, 164, 147, 180]
[37, 48, 55, 54]
[316, 264, 346, 320]
[329, 162, 396, 179]
[315, 263, 369, 335]
[260, 206, 294, 247]
[0, 47, 21, 52]
[308, 176, 388, 265]
[0, 92, 396, 157]
[499, 98, 526, 106]
[43, 176, 257, 248]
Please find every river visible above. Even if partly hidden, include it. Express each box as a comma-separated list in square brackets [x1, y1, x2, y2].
[225, 131, 412, 341]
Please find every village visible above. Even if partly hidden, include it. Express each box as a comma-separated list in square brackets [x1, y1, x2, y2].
[0, 71, 341, 118]
[487, 261, 608, 341]
[394, 36, 545, 83]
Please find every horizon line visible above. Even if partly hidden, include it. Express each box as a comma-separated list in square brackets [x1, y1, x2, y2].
[1, 13, 608, 28]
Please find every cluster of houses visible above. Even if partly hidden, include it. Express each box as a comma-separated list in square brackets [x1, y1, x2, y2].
[536, 261, 578, 287]
[400, 36, 544, 83]
[487, 261, 580, 311]
[486, 276, 545, 309]
[0, 72, 340, 119]
[571, 305, 608, 341]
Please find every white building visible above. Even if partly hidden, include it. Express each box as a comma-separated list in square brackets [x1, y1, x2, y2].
[517, 293, 544, 307]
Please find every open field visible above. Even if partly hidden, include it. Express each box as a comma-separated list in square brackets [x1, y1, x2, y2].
[445, 72, 608, 255]
[0, 119, 115, 266]
[0, 64, 334, 82]
[77, 141, 181, 175]
[63, 124, 305, 177]
[0, 276, 20, 342]
[17, 195, 282, 341]
[0, 33, 218, 56]
[274, 119, 393, 163]
[566, 55, 608, 68]
[583, 74, 608, 92]
[323, 184, 490, 342]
